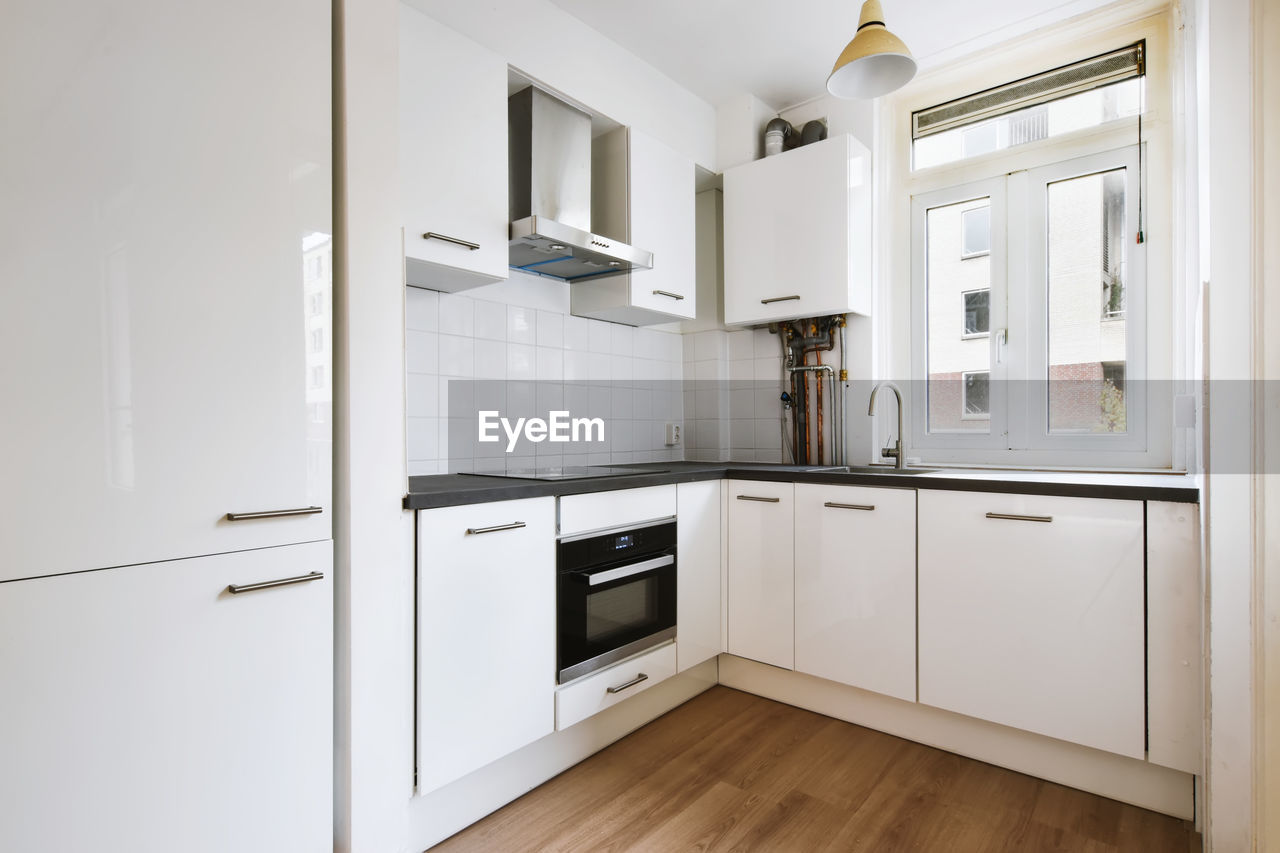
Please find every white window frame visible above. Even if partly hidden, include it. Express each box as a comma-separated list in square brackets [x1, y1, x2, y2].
[960, 206, 991, 259]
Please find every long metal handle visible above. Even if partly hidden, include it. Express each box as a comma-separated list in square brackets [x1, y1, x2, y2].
[225, 506, 323, 521]
[652, 289, 685, 300]
[985, 512, 1053, 523]
[422, 232, 480, 251]
[465, 521, 527, 535]
[736, 495, 781, 503]
[586, 554, 674, 587]
[227, 571, 324, 595]
[606, 672, 649, 694]
[761, 295, 801, 304]
[824, 502, 876, 511]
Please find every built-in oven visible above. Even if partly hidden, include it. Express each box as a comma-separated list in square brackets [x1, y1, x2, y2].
[557, 519, 677, 684]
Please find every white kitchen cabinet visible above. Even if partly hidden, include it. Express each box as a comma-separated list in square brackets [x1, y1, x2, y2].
[677, 480, 723, 671]
[722, 134, 871, 325]
[399, 4, 509, 291]
[918, 490, 1145, 758]
[555, 641, 678, 730]
[417, 498, 556, 793]
[794, 483, 916, 702]
[572, 127, 696, 324]
[0, 542, 332, 853]
[0, 0, 332, 583]
[725, 480, 794, 670]
[1146, 501, 1204, 774]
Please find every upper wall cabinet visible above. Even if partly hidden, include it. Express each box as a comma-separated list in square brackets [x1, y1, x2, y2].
[399, 6, 508, 292]
[723, 134, 871, 325]
[572, 127, 696, 325]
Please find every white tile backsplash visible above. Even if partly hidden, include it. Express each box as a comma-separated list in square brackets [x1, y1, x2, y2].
[406, 286, 687, 476]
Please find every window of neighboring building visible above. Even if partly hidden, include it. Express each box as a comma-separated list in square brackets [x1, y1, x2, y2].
[311, 328, 324, 353]
[961, 206, 991, 258]
[962, 371, 990, 418]
[962, 289, 990, 337]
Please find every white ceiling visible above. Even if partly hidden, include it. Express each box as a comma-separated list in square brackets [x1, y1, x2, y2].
[546, 0, 1117, 111]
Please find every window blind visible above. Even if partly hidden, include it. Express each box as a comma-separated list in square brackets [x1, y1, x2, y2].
[912, 42, 1145, 140]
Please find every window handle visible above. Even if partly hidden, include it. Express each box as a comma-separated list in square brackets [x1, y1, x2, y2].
[995, 328, 1008, 364]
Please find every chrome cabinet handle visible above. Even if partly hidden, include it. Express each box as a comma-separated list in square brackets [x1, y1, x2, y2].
[761, 295, 801, 304]
[465, 521, 527, 535]
[422, 232, 480, 251]
[227, 571, 324, 595]
[824, 502, 875, 511]
[606, 672, 649, 694]
[225, 506, 323, 521]
[985, 512, 1053, 523]
[736, 495, 781, 503]
[652, 290, 685, 300]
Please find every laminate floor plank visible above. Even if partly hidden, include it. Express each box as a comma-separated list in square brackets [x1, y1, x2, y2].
[430, 686, 1200, 852]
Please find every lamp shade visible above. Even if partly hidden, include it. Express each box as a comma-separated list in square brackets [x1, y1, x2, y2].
[826, 0, 917, 99]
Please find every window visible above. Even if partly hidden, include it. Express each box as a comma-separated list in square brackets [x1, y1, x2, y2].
[961, 206, 990, 258]
[962, 289, 990, 337]
[901, 34, 1168, 467]
[310, 365, 325, 389]
[963, 371, 990, 418]
[311, 328, 324, 353]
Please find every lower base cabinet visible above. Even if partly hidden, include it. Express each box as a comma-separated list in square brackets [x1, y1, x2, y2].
[676, 480, 722, 671]
[918, 490, 1146, 758]
[726, 480, 795, 670]
[417, 497, 556, 793]
[0, 541, 333, 853]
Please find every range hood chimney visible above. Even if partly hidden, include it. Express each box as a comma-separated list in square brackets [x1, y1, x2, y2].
[508, 87, 653, 282]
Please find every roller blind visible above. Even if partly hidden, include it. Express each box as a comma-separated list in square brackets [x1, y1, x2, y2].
[912, 42, 1145, 140]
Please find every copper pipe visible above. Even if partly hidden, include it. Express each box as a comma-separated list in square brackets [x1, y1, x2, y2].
[815, 351, 825, 465]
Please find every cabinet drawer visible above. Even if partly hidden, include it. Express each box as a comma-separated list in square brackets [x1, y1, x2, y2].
[559, 485, 676, 537]
[555, 642, 677, 730]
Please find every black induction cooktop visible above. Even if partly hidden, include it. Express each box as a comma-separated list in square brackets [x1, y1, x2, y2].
[461, 465, 666, 481]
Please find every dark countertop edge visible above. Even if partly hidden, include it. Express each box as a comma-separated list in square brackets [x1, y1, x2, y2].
[404, 466, 1199, 509]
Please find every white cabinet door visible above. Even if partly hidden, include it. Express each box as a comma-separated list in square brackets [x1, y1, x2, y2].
[725, 480, 794, 670]
[918, 490, 1145, 758]
[400, 5, 508, 291]
[573, 127, 696, 325]
[0, 0, 331, 583]
[417, 498, 556, 792]
[677, 480, 722, 671]
[0, 542, 332, 853]
[794, 484, 916, 702]
[723, 134, 871, 325]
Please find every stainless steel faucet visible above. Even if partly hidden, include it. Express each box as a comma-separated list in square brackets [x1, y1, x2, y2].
[868, 382, 906, 469]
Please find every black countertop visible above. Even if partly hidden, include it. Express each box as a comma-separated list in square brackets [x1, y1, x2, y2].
[404, 461, 1200, 509]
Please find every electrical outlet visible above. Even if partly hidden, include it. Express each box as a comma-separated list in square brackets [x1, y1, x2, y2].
[665, 423, 681, 446]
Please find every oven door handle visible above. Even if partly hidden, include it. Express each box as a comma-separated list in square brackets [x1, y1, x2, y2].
[581, 554, 675, 586]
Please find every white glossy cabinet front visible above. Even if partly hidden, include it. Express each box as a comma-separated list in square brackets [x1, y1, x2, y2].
[794, 484, 916, 702]
[417, 498, 556, 793]
[0, 542, 333, 853]
[0, 0, 332, 582]
[726, 480, 794, 670]
[676, 480, 723, 671]
[723, 134, 871, 325]
[917, 490, 1146, 758]
[399, 5, 508, 291]
[573, 127, 696, 324]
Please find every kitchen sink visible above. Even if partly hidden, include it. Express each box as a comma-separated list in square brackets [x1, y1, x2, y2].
[803, 465, 936, 475]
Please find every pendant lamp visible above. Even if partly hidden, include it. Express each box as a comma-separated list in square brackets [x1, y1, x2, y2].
[826, 0, 917, 99]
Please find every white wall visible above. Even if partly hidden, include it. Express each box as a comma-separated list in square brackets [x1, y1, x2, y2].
[402, 0, 716, 170]
[332, 1, 415, 852]
[1193, 0, 1260, 848]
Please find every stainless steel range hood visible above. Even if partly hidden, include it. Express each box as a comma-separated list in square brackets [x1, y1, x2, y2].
[508, 87, 653, 282]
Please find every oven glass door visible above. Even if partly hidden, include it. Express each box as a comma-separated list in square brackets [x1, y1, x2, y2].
[558, 553, 676, 683]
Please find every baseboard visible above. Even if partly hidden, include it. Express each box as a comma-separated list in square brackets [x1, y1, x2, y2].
[718, 654, 1195, 820]
[408, 657, 719, 850]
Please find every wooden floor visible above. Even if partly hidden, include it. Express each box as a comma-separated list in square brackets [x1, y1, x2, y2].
[433, 686, 1201, 853]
